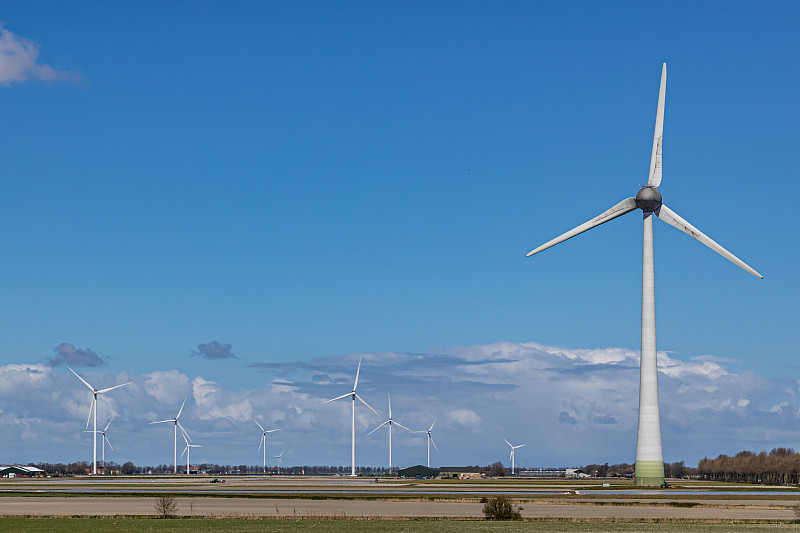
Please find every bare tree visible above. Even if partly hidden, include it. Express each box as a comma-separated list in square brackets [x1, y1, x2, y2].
[155, 495, 178, 518]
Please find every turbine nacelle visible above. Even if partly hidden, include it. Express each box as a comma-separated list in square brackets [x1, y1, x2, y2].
[635, 186, 662, 212]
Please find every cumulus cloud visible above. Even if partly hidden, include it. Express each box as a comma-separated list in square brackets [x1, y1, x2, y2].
[0, 339, 797, 468]
[0, 24, 78, 85]
[47, 343, 104, 367]
[193, 341, 235, 360]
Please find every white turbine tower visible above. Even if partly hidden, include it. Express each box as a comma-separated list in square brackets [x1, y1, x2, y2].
[254, 419, 282, 474]
[150, 397, 191, 474]
[526, 63, 762, 486]
[274, 451, 284, 472]
[415, 418, 438, 468]
[318, 355, 381, 476]
[69, 367, 131, 475]
[180, 434, 201, 475]
[503, 439, 525, 476]
[84, 418, 115, 470]
[367, 394, 413, 473]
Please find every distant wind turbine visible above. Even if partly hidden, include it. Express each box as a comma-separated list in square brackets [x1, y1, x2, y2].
[84, 418, 115, 470]
[150, 397, 191, 474]
[318, 355, 381, 476]
[69, 367, 131, 475]
[180, 434, 201, 475]
[367, 394, 413, 473]
[526, 63, 762, 486]
[254, 419, 282, 474]
[415, 418, 438, 468]
[503, 439, 526, 476]
[274, 450, 284, 471]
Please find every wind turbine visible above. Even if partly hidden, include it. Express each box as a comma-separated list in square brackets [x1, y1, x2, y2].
[415, 418, 438, 468]
[526, 63, 762, 486]
[180, 434, 202, 475]
[150, 397, 191, 474]
[69, 367, 131, 475]
[367, 394, 413, 473]
[503, 439, 525, 476]
[254, 419, 282, 474]
[318, 355, 381, 476]
[274, 450, 284, 472]
[84, 418, 114, 470]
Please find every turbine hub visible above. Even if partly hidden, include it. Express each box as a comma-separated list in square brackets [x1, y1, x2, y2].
[635, 186, 662, 212]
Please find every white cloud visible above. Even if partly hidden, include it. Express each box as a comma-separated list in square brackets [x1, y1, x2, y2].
[0, 339, 796, 468]
[0, 24, 78, 85]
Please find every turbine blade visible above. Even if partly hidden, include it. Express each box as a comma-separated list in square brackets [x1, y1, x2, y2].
[355, 394, 380, 417]
[150, 419, 174, 424]
[176, 397, 187, 420]
[266, 428, 283, 433]
[394, 422, 414, 433]
[97, 382, 132, 394]
[503, 438, 512, 448]
[387, 393, 392, 419]
[429, 418, 437, 432]
[69, 367, 95, 391]
[85, 398, 95, 430]
[430, 436, 438, 451]
[367, 420, 389, 436]
[655, 205, 763, 279]
[648, 63, 666, 187]
[526, 198, 637, 257]
[517, 444, 526, 449]
[104, 417, 114, 432]
[178, 421, 192, 442]
[353, 355, 362, 391]
[318, 393, 351, 406]
[258, 434, 264, 452]
[105, 435, 114, 451]
[253, 419, 265, 432]
[510, 450, 514, 461]
[181, 447, 187, 458]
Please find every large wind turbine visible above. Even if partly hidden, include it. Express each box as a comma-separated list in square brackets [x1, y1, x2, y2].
[69, 367, 131, 475]
[318, 355, 381, 476]
[367, 394, 413, 473]
[180, 434, 202, 475]
[150, 397, 191, 474]
[84, 418, 115, 470]
[526, 63, 762, 486]
[254, 419, 282, 474]
[415, 418, 438, 468]
[503, 439, 525, 476]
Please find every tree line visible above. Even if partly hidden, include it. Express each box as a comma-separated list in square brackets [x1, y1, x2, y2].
[697, 448, 800, 484]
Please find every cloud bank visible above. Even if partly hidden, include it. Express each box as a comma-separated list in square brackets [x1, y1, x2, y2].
[0, 24, 78, 85]
[47, 343, 105, 367]
[194, 341, 235, 360]
[0, 340, 796, 469]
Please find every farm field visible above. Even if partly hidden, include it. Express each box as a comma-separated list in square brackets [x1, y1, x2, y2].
[1, 518, 800, 533]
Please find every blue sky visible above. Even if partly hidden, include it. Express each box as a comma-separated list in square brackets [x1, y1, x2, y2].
[0, 2, 798, 469]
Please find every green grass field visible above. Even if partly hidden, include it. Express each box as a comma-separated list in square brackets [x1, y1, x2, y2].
[1, 519, 799, 533]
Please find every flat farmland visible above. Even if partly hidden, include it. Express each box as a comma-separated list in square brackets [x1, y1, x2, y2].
[1, 476, 798, 523]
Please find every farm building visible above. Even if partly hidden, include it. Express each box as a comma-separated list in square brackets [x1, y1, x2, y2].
[439, 466, 483, 479]
[397, 465, 439, 479]
[0, 465, 45, 478]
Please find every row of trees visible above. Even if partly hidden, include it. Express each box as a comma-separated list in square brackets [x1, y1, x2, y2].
[581, 461, 696, 478]
[697, 448, 800, 484]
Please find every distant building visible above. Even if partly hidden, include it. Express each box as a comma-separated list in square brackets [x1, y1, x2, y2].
[565, 468, 590, 478]
[518, 468, 565, 478]
[439, 466, 483, 479]
[397, 465, 439, 479]
[0, 466, 45, 478]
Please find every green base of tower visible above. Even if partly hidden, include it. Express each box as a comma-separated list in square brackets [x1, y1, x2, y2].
[634, 460, 664, 486]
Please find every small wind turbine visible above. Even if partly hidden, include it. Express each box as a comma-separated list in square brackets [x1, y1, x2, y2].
[69, 367, 131, 475]
[526, 63, 762, 486]
[254, 419, 282, 474]
[180, 434, 202, 475]
[84, 418, 114, 470]
[415, 418, 438, 468]
[274, 450, 284, 472]
[503, 439, 526, 475]
[318, 355, 381, 476]
[367, 394, 413, 473]
[150, 397, 191, 474]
